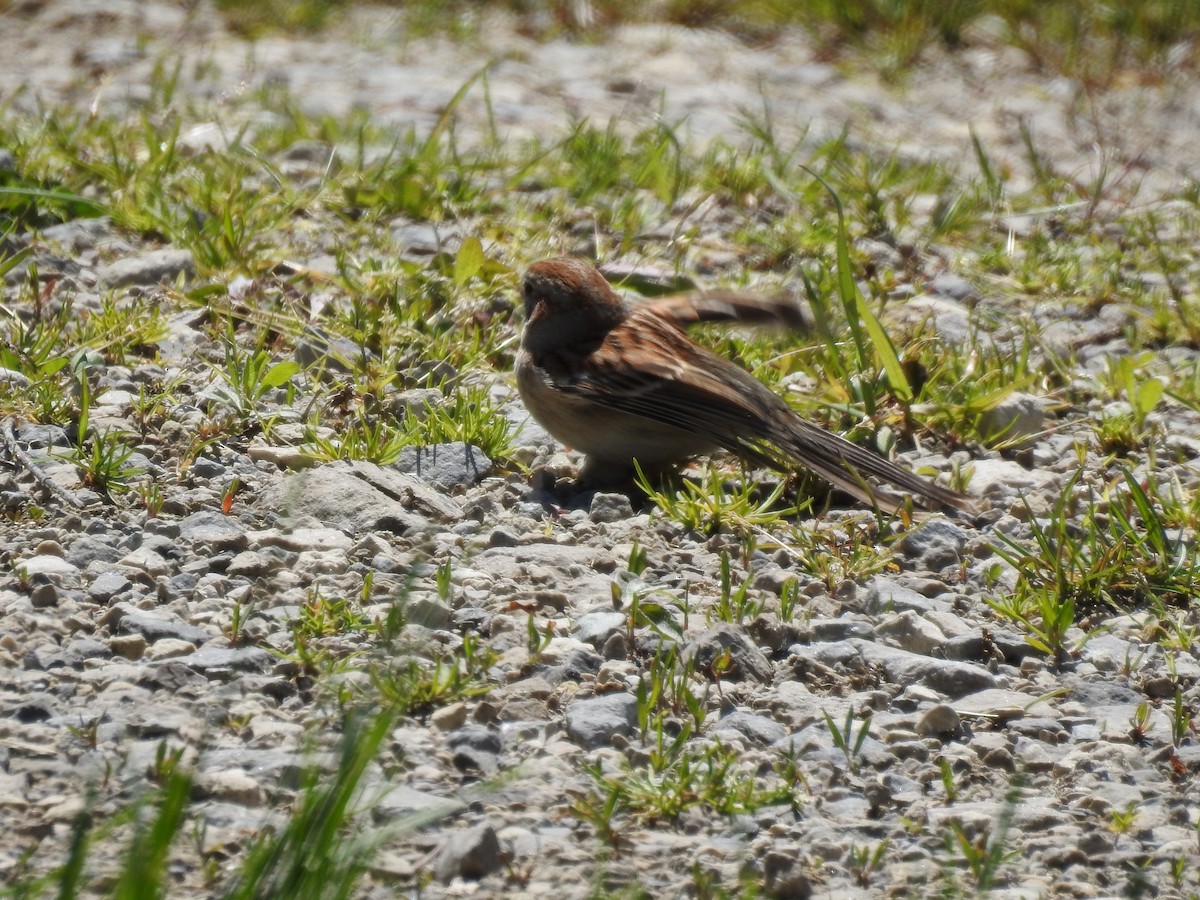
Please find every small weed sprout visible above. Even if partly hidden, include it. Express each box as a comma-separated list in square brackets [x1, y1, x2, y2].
[824, 706, 873, 774]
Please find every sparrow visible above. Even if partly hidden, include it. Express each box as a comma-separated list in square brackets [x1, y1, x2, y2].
[516, 256, 975, 515]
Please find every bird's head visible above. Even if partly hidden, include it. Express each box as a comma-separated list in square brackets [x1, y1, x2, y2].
[520, 258, 628, 346]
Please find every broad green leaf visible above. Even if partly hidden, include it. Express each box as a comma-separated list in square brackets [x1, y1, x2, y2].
[0, 245, 31, 279]
[454, 236, 484, 287]
[262, 361, 301, 389]
[1134, 379, 1164, 417]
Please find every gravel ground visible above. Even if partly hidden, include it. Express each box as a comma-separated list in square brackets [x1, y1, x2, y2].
[2, 2, 1200, 898]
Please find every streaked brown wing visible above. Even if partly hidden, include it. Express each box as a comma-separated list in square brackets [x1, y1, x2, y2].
[646, 290, 814, 332]
[543, 309, 974, 514]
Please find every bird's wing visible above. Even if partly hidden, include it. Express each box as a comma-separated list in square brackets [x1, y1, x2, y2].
[540, 309, 975, 515]
[646, 290, 814, 332]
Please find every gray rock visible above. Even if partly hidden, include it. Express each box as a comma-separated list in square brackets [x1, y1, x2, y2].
[391, 388, 447, 420]
[446, 725, 501, 755]
[266, 461, 462, 532]
[953, 688, 1054, 719]
[925, 801, 1008, 840]
[928, 272, 978, 302]
[778, 717, 891, 771]
[434, 822, 503, 882]
[120, 705, 202, 739]
[450, 746, 499, 775]
[808, 618, 874, 641]
[573, 612, 626, 649]
[39, 217, 113, 252]
[944, 630, 1039, 663]
[405, 596, 452, 629]
[542, 647, 604, 686]
[295, 326, 369, 373]
[97, 248, 194, 288]
[198, 747, 307, 785]
[966, 459, 1060, 506]
[145, 638, 197, 661]
[430, 703, 468, 731]
[373, 784, 465, 823]
[394, 443, 493, 490]
[5, 692, 57, 723]
[472, 543, 612, 573]
[226, 549, 284, 578]
[894, 519, 970, 571]
[468, 544, 618, 609]
[874, 610, 947, 655]
[601, 631, 627, 660]
[177, 510, 250, 550]
[193, 800, 279, 838]
[862, 578, 935, 615]
[564, 693, 637, 749]
[806, 640, 995, 698]
[762, 847, 813, 898]
[916, 704, 961, 737]
[15, 423, 69, 449]
[17, 554, 80, 582]
[1079, 633, 1143, 674]
[683, 623, 773, 683]
[250, 525, 351, 553]
[391, 220, 461, 256]
[29, 582, 58, 608]
[103, 604, 212, 645]
[194, 769, 266, 806]
[117, 546, 172, 578]
[589, 492, 633, 523]
[164, 646, 274, 676]
[451, 607, 491, 632]
[489, 677, 553, 726]
[892, 294, 974, 346]
[0, 367, 30, 388]
[1008, 717, 1069, 743]
[1010, 797, 1072, 832]
[978, 392, 1047, 449]
[55, 639, 111, 668]
[188, 457, 226, 479]
[486, 527, 519, 548]
[710, 710, 787, 747]
[87, 571, 132, 602]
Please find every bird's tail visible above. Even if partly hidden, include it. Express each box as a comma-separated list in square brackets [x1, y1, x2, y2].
[741, 417, 978, 517]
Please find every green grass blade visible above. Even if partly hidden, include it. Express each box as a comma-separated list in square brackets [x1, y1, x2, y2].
[224, 707, 396, 900]
[1120, 467, 1171, 559]
[969, 125, 1003, 204]
[0, 244, 31, 279]
[54, 805, 92, 900]
[805, 165, 913, 402]
[0, 186, 110, 219]
[112, 764, 193, 900]
[799, 266, 848, 383]
[417, 62, 491, 163]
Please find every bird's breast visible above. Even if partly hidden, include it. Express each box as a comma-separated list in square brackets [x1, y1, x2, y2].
[515, 349, 717, 464]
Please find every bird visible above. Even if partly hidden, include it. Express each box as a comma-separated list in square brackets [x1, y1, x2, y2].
[515, 256, 975, 515]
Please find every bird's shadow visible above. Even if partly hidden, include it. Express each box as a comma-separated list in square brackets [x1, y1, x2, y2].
[524, 455, 838, 524]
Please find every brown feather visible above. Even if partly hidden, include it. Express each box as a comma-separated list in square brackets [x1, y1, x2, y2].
[518, 257, 978, 516]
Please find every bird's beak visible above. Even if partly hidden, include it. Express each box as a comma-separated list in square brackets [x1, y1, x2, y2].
[523, 293, 545, 324]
